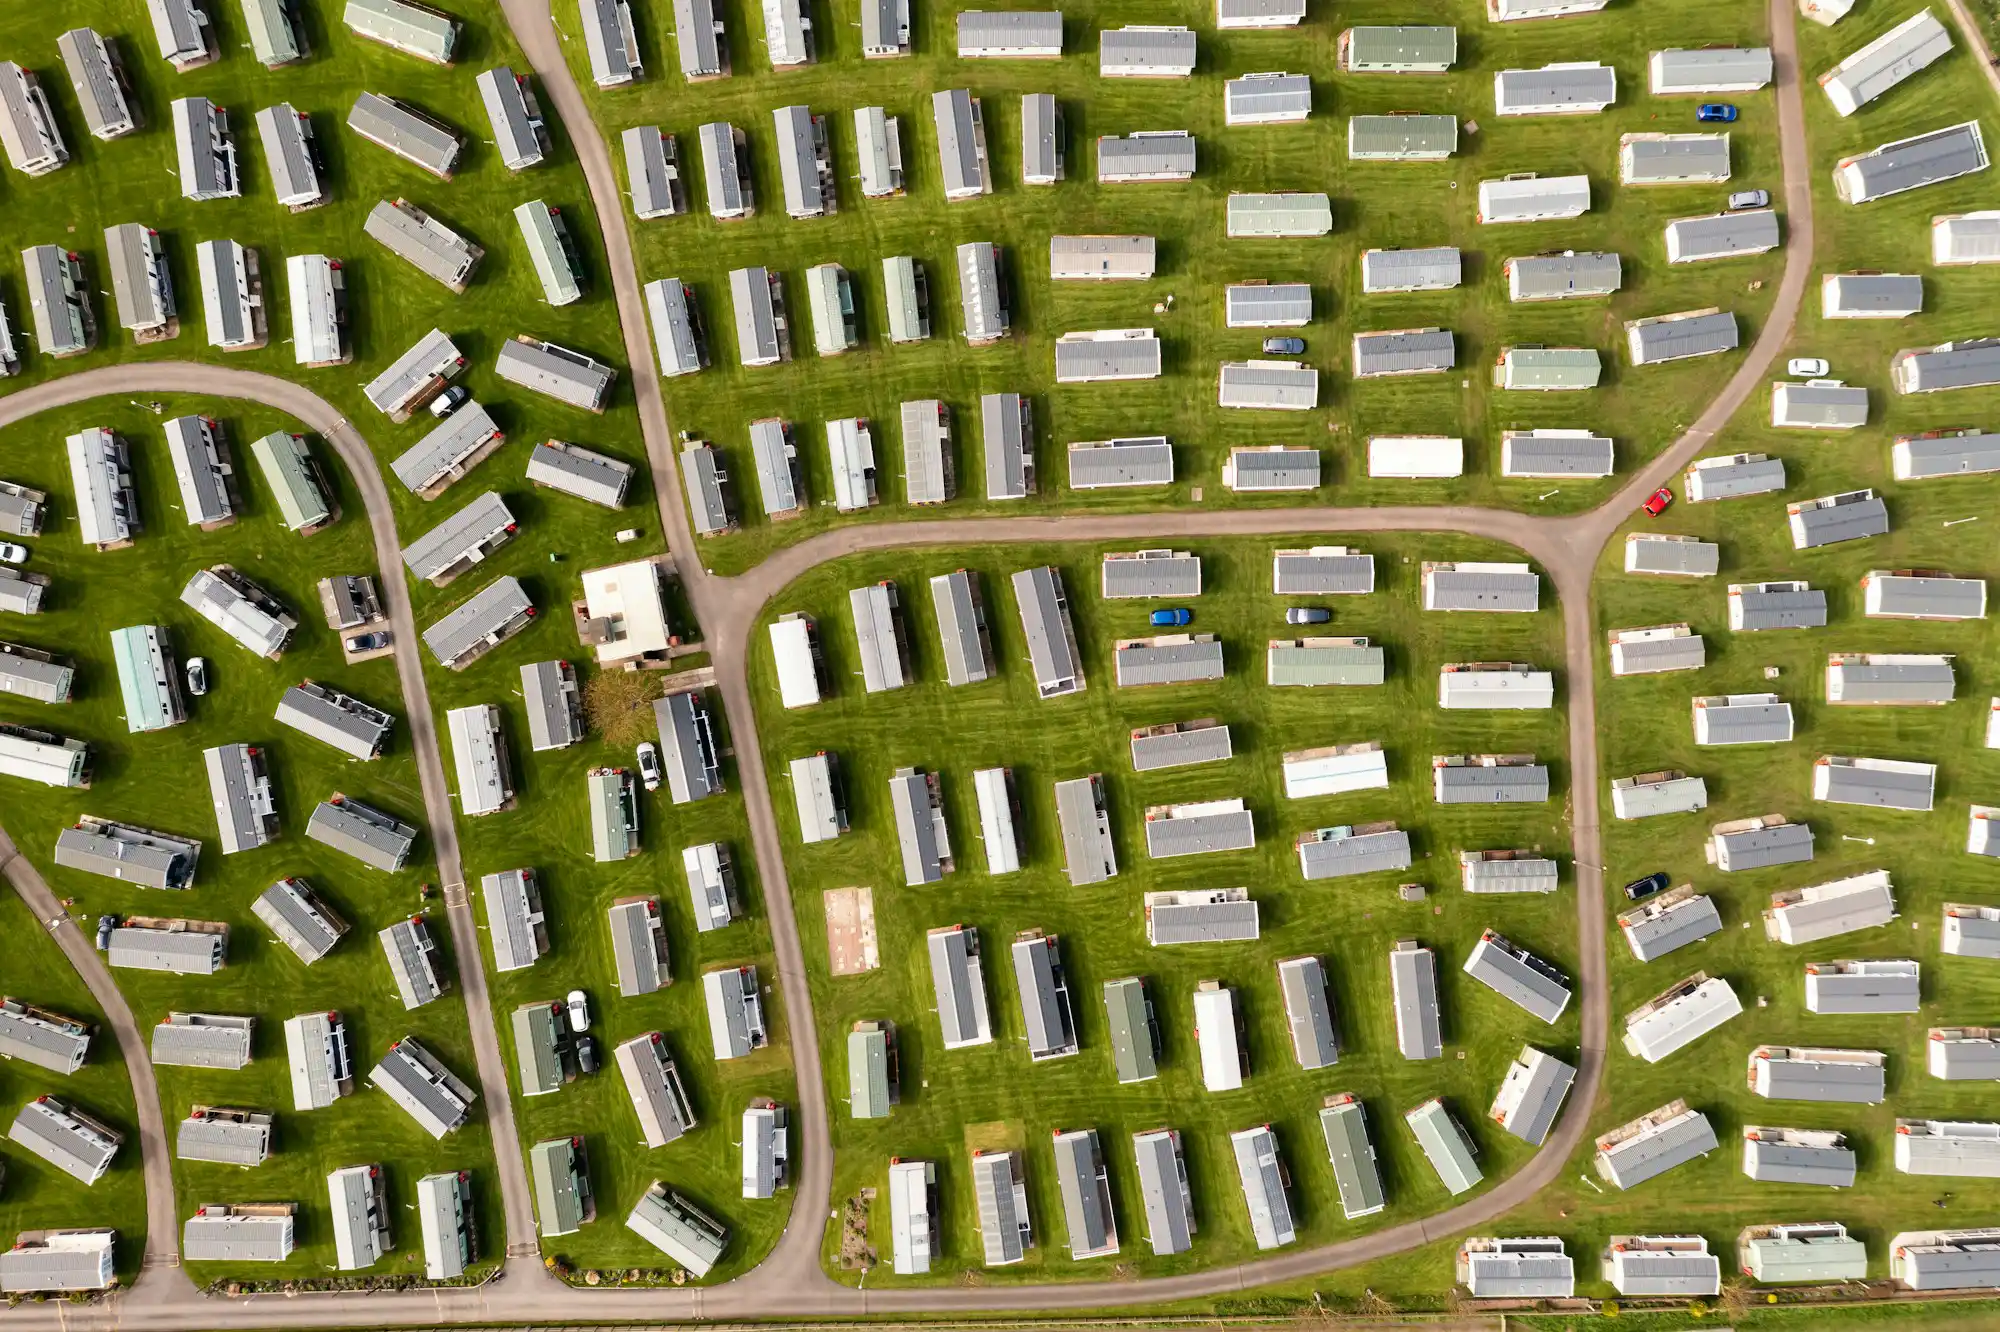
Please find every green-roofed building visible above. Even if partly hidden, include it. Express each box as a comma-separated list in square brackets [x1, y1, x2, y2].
[588, 768, 638, 862]
[529, 1136, 592, 1236]
[1495, 347, 1603, 391]
[1266, 640, 1387, 687]
[848, 1021, 893, 1119]
[1103, 976, 1159, 1084]
[109, 625, 186, 733]
[1319, 1095, 1387, 1219]
[511, 1000, 566, 1097]
[1341, 25, 1457, 73]
[1348, 114, 1458, 161]
[249, 432, 333, 533]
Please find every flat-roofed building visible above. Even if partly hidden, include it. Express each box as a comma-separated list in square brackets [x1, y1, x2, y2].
[55, 815, 198, 889]
[969, 769, 1019, 874]
[0, 1229, 118, 1291]
[934, 89, 990, 200]
[589, 767, 641, 860]
[1750, 1045, 1887, 1103]
[748, 419, 804, 516]
[1836, 121, 1989, 204]
[1765, 870, 1897, 944]
[365, 327, 466, 419]
[1055, 328, 1161, 382]
[203, 742, 278, 855]
[195, 239, 262, 351]
[729, 265, 789, 366]
[1494, 346, 1602, 389]
[1102, 549, 1200, 600]
[1945, 902, 2000, 957]
[1354, 327, 1454, 377]
[1894, 338, 2000, 393]
[1652, 46, 1774, 92]
[1602, 1235, 1721, 1296]
[57, 29, 134, 140]
[1624, 973, 1741, 1061]
[1101, 25, 1194, 78]
[421, 575, 534, 670]
[1461, 851, 1560, 894]
[245, 432, 330, 533]
[1895, 1121, 2000, 1178]
[1225, 72, 1310, 125]
[1193, 983, 1246, 1091]
[495, 336, 613, 409]
[1229, 1125, 1295, 1250]
[577, 0, 641, 85]
[742, 1101, 788, 1200]
[698, 122, 752, 220]
[769, 613, 820, 708]
[344, 0, 456, 61]
[478, 67, 546, 170]
[1668, 210, 1780, 265]
[1226, 283, 1312, 327]
[1862, 569, 1987, 619]
[847, 1020, 896, 1117]
[1739, 1222, 1868, 1280]
[608, 897, 669, 995]
[1459, 1236, 1574, 1298]
[274, 681, 393, 762]
[1070, 437, 1173, 487]
[1507, 251, 1621, 303]
[1742, 1124, 1858, 1186]
[8, 1096, 119, 1185]
[1132, 1129, 1195, 1255]
[1146, 889, 1259, 945]
[327, 1163, 391, 1270]
[0, 642, 72, 704]
[613, 1032, 695, 1146]
[889, 767, 951, 885]
[882, 258, 928, 345]
[1619, 888, 1722, 962]
[1628, 308, 1740, 364]
[1340, 23, 1454, 69]
[70, 430, 138, 550]
[1491, 1046, 1576, 1146]
[1019, 91, 1063, 184]
[1491, 0, 1607, 15]
[929, 924, 993, 1050]
[379, 917, 446, 1009]
[680, 441, 731, 535]
[513, 203, 585, 306]
[1438, 663, 1554, 710]
[955, 242, 1008, 344]
[1283, 744, 1388, 799]
[1406, 1098, 1481, 1194]
[182, 1205, 297, 1263]
[254, 877, 346, 965]
[1369, 435, 1462, 478]
[958, 9, 1062, 57]
[255, 105, 323, 209]
[1224, 447, 1319, 493]
[1495, 63, 1616, 116]
[283, 1010, 352, 1110]
[1710, 815, 1815, 871]
[1050, 1128, 1115, 1260]
[1130, 721, 1231, 773]
[624, 127, 682, 218]
[1433, 754, 1549, 803]
[285, 253, 345, 367]
[529, 1136, 592, 1237]
[1624, 134, 1732, 185]
[347, 91, 462, 178]
[930, 570, 994, 686]
[1820, 10, 1951, 116]
[887, 1159, 937, 1274]
[1595, 1100, 1718, 1188]
[371, 1036, 475, 1137]
[103, 225, 176, 343]
[1813, 755, 1936, 811]
[1730, 581, 1827, 631]
[772, 105, 832, 220]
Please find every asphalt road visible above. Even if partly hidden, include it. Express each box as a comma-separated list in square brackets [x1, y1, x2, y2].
[0, 0, 1816, 1322]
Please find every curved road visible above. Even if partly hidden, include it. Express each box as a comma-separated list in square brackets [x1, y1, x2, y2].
[0, 0, 1811, 1323]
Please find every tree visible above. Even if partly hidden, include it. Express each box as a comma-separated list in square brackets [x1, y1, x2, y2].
[583, 670, 663, 746]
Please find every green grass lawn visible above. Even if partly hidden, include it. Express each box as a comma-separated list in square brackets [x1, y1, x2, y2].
[564, 0, 1783, 577]
[747, 533, 1573, 1282]
[0, 890, 151, 1280]
[0, 397, 502, 1283]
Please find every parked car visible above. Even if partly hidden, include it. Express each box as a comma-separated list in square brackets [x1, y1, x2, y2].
[1285, 607, 1331, 625]
[1150, 608, 1192, 628]
[95, 916, 117, 951]
[1697, 103, 1738, 122]
[566, 989, 591, 1034]
[574, 1034, 598, 1075]
[1788, 357, 1830, 377]
[636, 742, 663, 792]
[1728, 189, 1769, 210]
[429, 385, 470, 419]
[1643, 486, 1674, 517]
[0, 541, 26, 564]
[184, 657, 208, 698]
[1624, 871, 1672, 901]
[346, 631, 390, 653]
[1262, 336, 1306, 355]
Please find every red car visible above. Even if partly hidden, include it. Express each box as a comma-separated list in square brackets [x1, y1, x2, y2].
[1643, 486, 1674, 516]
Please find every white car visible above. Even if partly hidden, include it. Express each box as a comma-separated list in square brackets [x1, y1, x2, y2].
[1788, 357, 1829, 377]
[0, 541, 26, 564]
[636, 742, 663, 792]
[566, 989, 591, 1034]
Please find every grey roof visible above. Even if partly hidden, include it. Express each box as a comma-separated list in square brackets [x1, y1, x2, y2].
[365, 327, 466, 415]
[1821, 11, 1953, 114]
[958, 9, 1063, 56]
[1362, 246, 1461, 292]
[326, 1163, 389, 1270]
[182, 1208, 296, 1263]
[626, 1186, 727, 1278]
[1772, 379, 1869, 430]
[672, 0, 724, 78]
[181, 566, 296, 659]
[70, 430, 137, 549]
[496, 337, 611, 411]
[255, 105, 322, 207]
[1056, 330, 1161, 382]
[1053, 775, 1116, 885]
[254, 877, 346, 963]
[369, 1036, 474, 1137]
[1827, 655, 1954, 704]
[652, 690, 721, 805]
[1434, 760, 1550, 804]
[283, 1011, 352, 1110]
[103, 225, 174, 336]
[1145, 802, 1255, 858]
[1894, 339, 2000, 393]
[1509, 251, 1621, 300]
[0, 480, 45, 537]
[1894, 429, 2000, 480]
[1349, 114, 1456, 158]
[1390, 942, 1443, 1059]
[1629, 309, 1740, 364]
[8, 1097, 119, 1184]
[1051, 234, 1155, 282]
[1097, 131, 1196, 181]
[1897, 1121, 2000, 1177]
[1695, 695, 1795, 745]
[682, 842, 736, 932]
[1713, 820, 1815, 871]
[1319, 1098, 1386, 1218]
[390, 401, 505, 496]
[55, 817, 199, 890]
[1342, 23, 1454, 68]
[1751, 1047, 1886, 1103]
[1620, 893, 1723, 962]
[1219, 361, 1319, 410]
[1226, 72, 1311, 123]
[1298, 826, 1412, 879]
[1806, 959, 1921, 1013]
[1462, 853, 1560, 893]
[1278, 957, 1338, 1069]
[1461, 1238, 1575, 1298]
[306, 797, 417, 872]
[1145, 890, 1259, 944]
[608, 898, 668, 995]
[1051, 1129, 1115, 1258]
[1505, 430, 1615, 477]
[422, 576, 533, 669]
[748, 420, 801, 514]
[933, 90, 989, 199]
[698, 122, 750, 219]
[1945, 904, 2000, 958]
[171, 97, 238, 200]
[1627, 535, 1720, 576]
[1231, 1127, 1295, 1250]
[579, 0, 641, 85]
[344, 0, 458, 62]
[1836, 121, 1988, 203]
[1116, 637, 1222, 687]
[276, 681, 394, 761]
[347, 92, 462, 177]
[643, 278, 703, 377]
[862, 0, 910, 54]
[1464, 932, 1571, 1023]
[729, 266, 785, 366]
[1101, 25, 1195, 75]
[899, 400, 951, 504]
[1021, 92, 1061, 184]
[1896, 1230, 2000, 1287]
[1597, 1107, 1719, 1188]
[482, 868, 545, 972]
[1013, 934, 1077, 1059]
[1425, 564, 1540, 611]
[161, 415, 231, 525]
[1353, 328, 1454, 376]
[928, 926, 993, 1049]
[624, 127, 682, 218]
[1070, 438, 1172, 487]
[1102, 551, 1200, 599]
[1625, 134, 1732, 184]
[402, 491, 517, 584]
[1133, 1131, 1194, 1254]
[1013, 566, 1081, 696]
[379, 917, 446, 1009]
[1931, 1031, 2000, 1080]
[1732, 581, 1828, 629]
[514, 203, 583, 305]
[0, 646, 72, 704]
[1743, 1129, 1858, 1185]
[1104, 979, 1157, 1084]
[58, 30, 134, 140]
[887, 768, 949, 885]
[1790, 490, 1891, 548]
[1228, 192, 1333, 237]
[1227, 447, 1320, 490]
[1407, 1099, 1482, 1194]
[610, 1032, 692, 1146]
[1826, 271, 1923, 315]
[1494, 62, 1617, 114]
[416, 1172, 473, 1279]
[971, 1151, 1032, 1266]
[0, 999, 89, 1074]
[477, 68, 545, 169]
[772, 105, 830, 218]
[1815, 756, 1935, 811]
[23, 245, 89, 356]
[1652, 45, 1773, 91]
[204, 743, 278, 855]
[107, 923, 226, 974]
[957, 241, 1008, 342]
[1492, 1048, 1576, 1145]
[680, 442, 730, 534]
[0, 567, 45, 615]
[930, 569, 992, 686]
[527, 440, 632, 511]
[1688, 452, 1786, 500]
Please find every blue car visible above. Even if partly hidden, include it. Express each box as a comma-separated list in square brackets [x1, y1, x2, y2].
[1150, 608, 1192, 627]
[1697, 103, 1738, 123]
